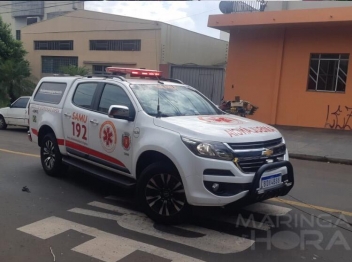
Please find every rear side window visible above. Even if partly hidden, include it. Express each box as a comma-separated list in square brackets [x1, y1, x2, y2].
[72, 82, 98, 110]
[11, 98, 29, 108]
[34, 82, 67, 104]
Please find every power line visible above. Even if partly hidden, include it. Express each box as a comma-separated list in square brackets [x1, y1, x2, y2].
[55, 8, 219, 27]
[0, 2, 218, 27]
[164, 8, 219, 23]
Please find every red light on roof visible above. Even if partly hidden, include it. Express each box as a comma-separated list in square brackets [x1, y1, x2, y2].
[106, 67, 162, 77]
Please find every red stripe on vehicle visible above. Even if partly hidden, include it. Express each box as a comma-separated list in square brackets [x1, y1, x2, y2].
[57, 139, 65, 146]
[65, 140, 126, 168]
[31, 128, 38, 136]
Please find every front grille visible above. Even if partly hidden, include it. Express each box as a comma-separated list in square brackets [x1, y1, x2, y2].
[237, 159, 268, 173]
[227, 138, 286, 173]
[228, 138, 283, 150]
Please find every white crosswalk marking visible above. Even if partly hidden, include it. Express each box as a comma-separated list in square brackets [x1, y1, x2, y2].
[243, 202, 292, 216]
[17, 197, 293, 261]
[69, 202, 255, 254]
[17, 216, 203, 262]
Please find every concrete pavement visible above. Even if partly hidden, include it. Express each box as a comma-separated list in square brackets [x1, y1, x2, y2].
[276, 125, 352, 165]
[1, 128, 352, 261]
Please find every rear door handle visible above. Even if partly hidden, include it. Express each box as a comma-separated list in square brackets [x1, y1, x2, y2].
[90, 119, 99, 125]
[64, 113, 72, 118]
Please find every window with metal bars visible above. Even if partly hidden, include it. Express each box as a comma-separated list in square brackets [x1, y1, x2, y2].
[307, 54, 349, 93]
[41, 56, 78, 74]
[93, 65, 111, 75]
[90, 40, 141, 51]
[34, 41, 73, 50]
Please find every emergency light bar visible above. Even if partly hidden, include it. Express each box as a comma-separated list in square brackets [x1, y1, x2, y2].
[105, 67, 162, 77]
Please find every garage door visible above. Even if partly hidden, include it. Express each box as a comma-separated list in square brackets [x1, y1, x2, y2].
[170, 66, 225, 105]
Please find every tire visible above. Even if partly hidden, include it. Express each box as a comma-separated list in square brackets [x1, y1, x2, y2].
[40, 133, 67, 177]
[137, 162, 190, 225]
[0, 116, 7, 130]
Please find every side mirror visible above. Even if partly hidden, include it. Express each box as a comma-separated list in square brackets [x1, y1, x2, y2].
[7, 103, 11, 108]
[108, 105, 132, 121]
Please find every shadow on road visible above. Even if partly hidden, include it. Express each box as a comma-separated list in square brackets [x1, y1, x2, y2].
[1, 127, 28, 133]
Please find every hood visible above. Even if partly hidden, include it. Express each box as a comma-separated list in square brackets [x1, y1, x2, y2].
[153, 115, 282, 143]
[0, 107, 9, 113]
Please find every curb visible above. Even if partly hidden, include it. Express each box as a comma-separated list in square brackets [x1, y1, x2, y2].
[289, 153, 352, 166]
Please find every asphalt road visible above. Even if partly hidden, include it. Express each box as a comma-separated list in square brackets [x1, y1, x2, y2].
[0, 127, 351, 262]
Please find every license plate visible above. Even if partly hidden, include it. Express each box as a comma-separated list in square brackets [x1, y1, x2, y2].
[261, 174, 282, 189]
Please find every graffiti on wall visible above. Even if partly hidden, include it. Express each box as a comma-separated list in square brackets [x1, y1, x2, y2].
[324, 105, 352, 130]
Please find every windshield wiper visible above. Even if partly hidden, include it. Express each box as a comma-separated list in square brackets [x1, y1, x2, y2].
[151, 113, 170, 118]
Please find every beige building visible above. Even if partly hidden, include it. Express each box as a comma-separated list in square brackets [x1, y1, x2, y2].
[0, 1, 84, 40]
[21, 9, 228, 82]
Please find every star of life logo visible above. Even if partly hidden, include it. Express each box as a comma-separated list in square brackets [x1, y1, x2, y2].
[99, 121, 117, 153]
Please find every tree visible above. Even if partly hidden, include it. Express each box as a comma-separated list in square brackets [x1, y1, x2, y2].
[59, 65, 91, 76]
[0, 60, 36, 102]
[0, 16, 35, 104]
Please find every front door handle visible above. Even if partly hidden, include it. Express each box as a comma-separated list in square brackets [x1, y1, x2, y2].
[64, 113, 72, 118]
[90, 119, 99, 125]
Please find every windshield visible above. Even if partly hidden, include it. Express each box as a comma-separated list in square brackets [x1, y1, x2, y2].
[130, 84, 222, 117]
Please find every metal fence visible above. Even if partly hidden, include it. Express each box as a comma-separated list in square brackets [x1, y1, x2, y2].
[219, 1, 267, 14]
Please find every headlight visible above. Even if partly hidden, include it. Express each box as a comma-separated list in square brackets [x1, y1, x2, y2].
[181, 136, 233, 161]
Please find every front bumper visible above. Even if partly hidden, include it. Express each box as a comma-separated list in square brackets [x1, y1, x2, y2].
[182, 155, 294, 206]
[222, 161, 294, 209]
[250, 160, 294, 198]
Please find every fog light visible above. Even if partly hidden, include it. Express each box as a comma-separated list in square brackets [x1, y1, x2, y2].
[212, 183, 219, 192]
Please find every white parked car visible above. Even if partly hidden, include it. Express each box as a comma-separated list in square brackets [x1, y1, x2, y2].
[0, 96, 31, 130]
[27, 67, 294, 224]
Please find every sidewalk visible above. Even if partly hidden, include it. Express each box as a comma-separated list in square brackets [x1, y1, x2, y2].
[275, 125, 352, 165]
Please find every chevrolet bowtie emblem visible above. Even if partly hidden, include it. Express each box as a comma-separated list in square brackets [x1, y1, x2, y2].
[262, 149, 273, 157]
[233, 157, 241, 169]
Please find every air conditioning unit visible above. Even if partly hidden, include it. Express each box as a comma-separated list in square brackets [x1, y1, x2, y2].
[27, 16, 40, 26]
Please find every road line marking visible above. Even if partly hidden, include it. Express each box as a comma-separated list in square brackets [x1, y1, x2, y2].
[69, 208, 122, 220]
[17, 216, 202, 262]
[243, 202, 292, 216]
[0, 148, 39, 158]
[78, 201, 254, 254]
[270, 198, 352, 217]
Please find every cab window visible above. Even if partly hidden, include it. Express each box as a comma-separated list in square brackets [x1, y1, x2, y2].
[11, 98, 29, 108]
[72, 83, 99, 110]
[98, 84, 134, 114]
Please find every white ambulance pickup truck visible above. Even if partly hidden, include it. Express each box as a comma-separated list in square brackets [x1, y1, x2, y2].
[27, 67, 294, 224]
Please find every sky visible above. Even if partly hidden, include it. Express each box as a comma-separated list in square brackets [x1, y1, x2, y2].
[84, 1, 225, 39]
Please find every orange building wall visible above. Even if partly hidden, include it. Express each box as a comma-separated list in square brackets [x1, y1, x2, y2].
[225, 24, 352, 129]
[277, 24, 352, 129]
[225, 26, 284, 124]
